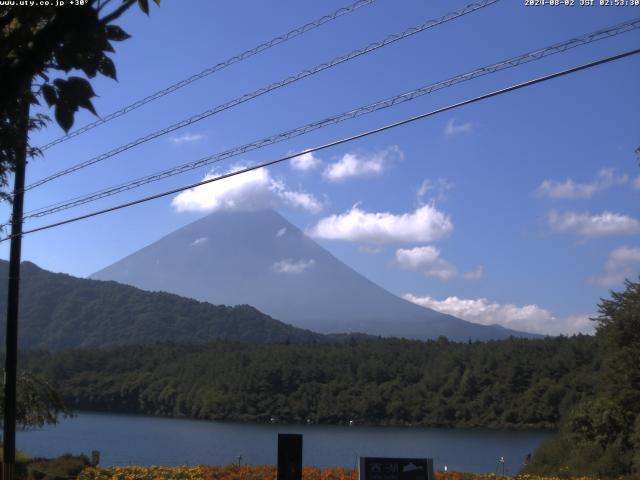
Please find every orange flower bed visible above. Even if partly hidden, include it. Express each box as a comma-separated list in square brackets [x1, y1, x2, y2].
[199, 465, 357, 480]
[78, 465, 357, 480]
[78, 464, 593, 480]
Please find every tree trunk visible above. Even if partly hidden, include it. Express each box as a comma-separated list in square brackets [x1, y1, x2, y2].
[2, 88, 30, 480]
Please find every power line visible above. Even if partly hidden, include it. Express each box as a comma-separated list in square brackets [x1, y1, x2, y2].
[37, 0, 378, 152]
[19, 18, 640, 222]
[19, 17, 639, 219]
[24, 0, 499, 193]
[5, 47, 638, 242]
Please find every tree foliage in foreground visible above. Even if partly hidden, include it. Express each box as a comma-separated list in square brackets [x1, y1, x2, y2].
[0, 370, 69, 428]
[1, 0, 158, 431]
[23, 335, 598, 430]
[0, 0, 158, 201]
[525, 280, 640, 478]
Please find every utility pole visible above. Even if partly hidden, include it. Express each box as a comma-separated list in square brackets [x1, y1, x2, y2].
[2, 93, 30, 480]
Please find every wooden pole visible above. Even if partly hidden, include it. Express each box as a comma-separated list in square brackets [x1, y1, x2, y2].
[2, 94, 29, 480]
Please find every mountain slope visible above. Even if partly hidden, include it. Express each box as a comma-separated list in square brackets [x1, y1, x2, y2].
[92, 209, 536, 341]
[0, 260, 327, 350]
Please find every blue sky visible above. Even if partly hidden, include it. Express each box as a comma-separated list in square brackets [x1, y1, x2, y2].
[1, 0, 639, 335]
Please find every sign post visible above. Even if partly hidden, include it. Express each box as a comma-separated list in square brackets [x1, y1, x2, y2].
[358, 457, 434, 480]
[277, 433, 302, 480]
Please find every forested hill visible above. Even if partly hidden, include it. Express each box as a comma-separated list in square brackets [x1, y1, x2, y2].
[23, 335, 599, 429]
[0, 260, 330, 349]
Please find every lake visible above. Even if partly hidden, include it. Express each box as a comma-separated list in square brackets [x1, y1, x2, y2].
[17, 412, 553, 474]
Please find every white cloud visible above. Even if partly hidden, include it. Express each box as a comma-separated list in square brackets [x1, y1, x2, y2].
[462, 265, 484, 280]
[417, 181, 431, 200]
[291, 152, 322, 171]
[417, 179, 453, 203]
[278, 189, 323, 213]
[538, 179, 594, 200]
[170, 133, 204, 144]
[308, 204, 453, 245]
[190, 237, 208, 246]
[395, 247, 483, 281]
[536, 168, 628, 199]
[171, 164, 323, 214]
[547, 210, 640, 237]
[564, 314, 596, 334]
[403, 294, 594, 335]
[590, 246, 640, 287]
[272, 258, 316, 274]
[395, 246, 456, 280]
[444, 119, 475, 137]
[323, 146, 402, 182]
[276, 228, 287, 238]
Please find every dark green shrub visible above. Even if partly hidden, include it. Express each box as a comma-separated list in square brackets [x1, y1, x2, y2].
[26, 454, 90, 480]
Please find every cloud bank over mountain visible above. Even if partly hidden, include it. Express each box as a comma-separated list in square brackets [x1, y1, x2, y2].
[403, 294, 593, 335]
[92, 210, 537, 341]
[172, 165, 322, 214]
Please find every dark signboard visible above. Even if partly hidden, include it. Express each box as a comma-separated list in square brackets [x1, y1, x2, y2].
[277, 433, 303, 480]
[359, 457, 434, 480]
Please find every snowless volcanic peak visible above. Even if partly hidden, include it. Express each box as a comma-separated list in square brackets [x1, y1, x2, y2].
[92, 209, 537, 341]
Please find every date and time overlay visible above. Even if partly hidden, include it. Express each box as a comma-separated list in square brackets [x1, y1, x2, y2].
[3, 0, 640, 8]
[525, 0, 640, 6]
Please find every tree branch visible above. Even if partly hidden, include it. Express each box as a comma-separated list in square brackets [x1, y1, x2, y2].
[97, 0, 116, 13]
[99, 0, 136, 25]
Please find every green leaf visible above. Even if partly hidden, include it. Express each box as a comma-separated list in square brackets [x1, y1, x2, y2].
[82, 100, 98, 116]
[65, 77, 97, 99]
[153, 0, 160, 5]
[105, 25, 131, 42]
[55, 104, 74, 133]
[138, 0, 149, 15]
[97, 56, 117, 80]
[75, 51, 100, 78]
[67, 77, 98, 116]
[41, 84, 57, 107]
[52, 77, 98, 123]
[93, 31, 115, 53]
[54, 46, 75, 73]
[101, 39, 115, 54]
[29, 113, 50, 134]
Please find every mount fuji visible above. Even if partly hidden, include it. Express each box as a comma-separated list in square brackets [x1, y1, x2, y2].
[91, 210, 537, 341]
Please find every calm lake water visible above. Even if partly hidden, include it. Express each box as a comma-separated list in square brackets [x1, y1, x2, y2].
[17, 412, 553, 474]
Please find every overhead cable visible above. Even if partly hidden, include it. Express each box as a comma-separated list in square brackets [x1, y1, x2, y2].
[24, 0, 499, 192]
[5, 47, 638, 242]
[20, 18, 640, 221]
[37, 0, 378, 151]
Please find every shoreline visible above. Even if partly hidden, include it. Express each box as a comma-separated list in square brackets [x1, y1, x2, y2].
[55, 409, 558, 433]
[18, 411, 552, 474]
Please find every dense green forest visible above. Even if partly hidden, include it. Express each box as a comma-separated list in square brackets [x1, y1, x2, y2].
[524, 280, 640, 478]
[0, 260, 339, 349]
[6, 261, 638, 477]
[23, 334, 598, 430]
